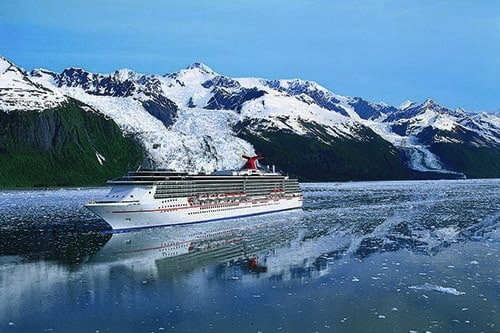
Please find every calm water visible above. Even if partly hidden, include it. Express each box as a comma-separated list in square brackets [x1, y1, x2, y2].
[0, 180, 498, 333]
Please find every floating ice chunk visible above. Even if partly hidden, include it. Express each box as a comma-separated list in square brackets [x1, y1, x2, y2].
[409, 283, 465, 295]
[433, 227, 460, 240]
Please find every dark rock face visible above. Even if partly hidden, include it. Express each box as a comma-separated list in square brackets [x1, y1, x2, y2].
[0, 100, 143, 187]
[349, 98, 398, 120]
[202, 76, 241, 89]
[57, 68, 136, 97]
[205, 87, 266, 111]
[141, 95, 178, 128]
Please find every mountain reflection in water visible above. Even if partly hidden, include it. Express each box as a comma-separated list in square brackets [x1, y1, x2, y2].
[1, 180, 498, 281]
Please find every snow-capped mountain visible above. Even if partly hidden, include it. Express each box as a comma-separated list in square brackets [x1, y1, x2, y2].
[1, 55, 499, 183]
[385, 99, 499, 146]
[262, 78, 398, 120]
[369, 99, 499, 175]
[372, 99, 498, 172]
[29, 63, 256, 172]
[0, 57, 66, 111]
[29, 61, 374, 172]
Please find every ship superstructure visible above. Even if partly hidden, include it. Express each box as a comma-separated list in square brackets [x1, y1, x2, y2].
[85, 155, 302, 230]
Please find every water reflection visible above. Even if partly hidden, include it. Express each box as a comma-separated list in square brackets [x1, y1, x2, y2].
[0, 208, 354, 288]
[0, 227, 111, 265]
[1, 181, 499, 333]
[2, 181, 498, 274]
[90, 216, 301, 280]
[1, 186, 497, 283]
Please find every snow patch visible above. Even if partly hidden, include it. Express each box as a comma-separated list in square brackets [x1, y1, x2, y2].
[0, 57, 11, 74]
[95, 151, 106, 166]
[0, 62, 66, 112]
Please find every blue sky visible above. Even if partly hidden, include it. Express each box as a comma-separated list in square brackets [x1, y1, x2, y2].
[1, 0, 499, 111]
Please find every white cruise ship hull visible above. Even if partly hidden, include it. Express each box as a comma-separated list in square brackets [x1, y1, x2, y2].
[86, 195, 302, 231]
[85, 161, 303, 231]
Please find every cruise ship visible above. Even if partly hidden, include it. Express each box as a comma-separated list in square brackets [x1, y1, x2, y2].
[85, 155, 302, 230]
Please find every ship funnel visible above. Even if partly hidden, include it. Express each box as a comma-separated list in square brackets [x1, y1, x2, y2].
[241, 154, 265, 170]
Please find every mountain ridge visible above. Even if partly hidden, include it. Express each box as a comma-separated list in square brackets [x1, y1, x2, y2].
[1, 56, 499, 185]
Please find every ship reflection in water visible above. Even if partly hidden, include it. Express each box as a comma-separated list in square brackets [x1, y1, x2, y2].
[90, 215, 302, 280]
[0, 210, 319, 284]
[0, 207, 369, 285]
